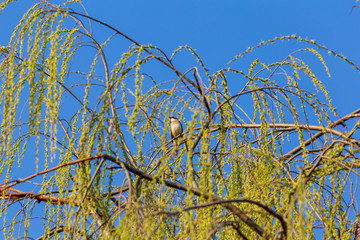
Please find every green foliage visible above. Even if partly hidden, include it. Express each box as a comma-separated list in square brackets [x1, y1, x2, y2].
[0, 1, 359, 239]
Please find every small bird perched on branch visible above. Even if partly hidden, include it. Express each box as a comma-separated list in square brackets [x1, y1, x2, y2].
[169, 116, 183, 148]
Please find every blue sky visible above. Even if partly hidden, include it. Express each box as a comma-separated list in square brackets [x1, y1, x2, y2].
[0, 0, 359, 238]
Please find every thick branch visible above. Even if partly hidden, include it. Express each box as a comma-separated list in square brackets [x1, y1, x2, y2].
[211, 122, 360, 146]
[1, 188, 72, 205]
[102, 154, 272, 239]
[1, 153, 280, 239]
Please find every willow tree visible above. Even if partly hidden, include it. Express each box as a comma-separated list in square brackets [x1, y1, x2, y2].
[0, 1, 359, 239]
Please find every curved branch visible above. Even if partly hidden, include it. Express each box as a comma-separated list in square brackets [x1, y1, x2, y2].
[281, 109, 360, 162]
[102, 154, 272, 239]
[161, 198, 287, 239]
[210, 122, 360, 147]
[0, 155, 101, 191]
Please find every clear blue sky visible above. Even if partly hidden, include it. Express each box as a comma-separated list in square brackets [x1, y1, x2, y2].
[0, 0, 359, 238]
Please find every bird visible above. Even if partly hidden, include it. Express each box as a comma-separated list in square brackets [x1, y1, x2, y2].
[169, 116, 183, 148]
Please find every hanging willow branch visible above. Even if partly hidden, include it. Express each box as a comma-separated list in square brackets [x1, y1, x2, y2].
[0, 1, 359, 239]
